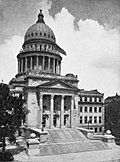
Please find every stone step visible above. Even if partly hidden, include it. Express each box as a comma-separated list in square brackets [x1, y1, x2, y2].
[39, 141, 109, 156]
[47, 128, 87, 144]
[62, 129, 75, 142]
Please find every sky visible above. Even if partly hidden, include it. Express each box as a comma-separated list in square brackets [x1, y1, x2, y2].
[0, 0, 120, 98]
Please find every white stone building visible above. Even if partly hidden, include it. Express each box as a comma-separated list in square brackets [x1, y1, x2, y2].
[78, 89, 104, 134]
[9, 10, 104, 134]
[9, 10, 79, 129]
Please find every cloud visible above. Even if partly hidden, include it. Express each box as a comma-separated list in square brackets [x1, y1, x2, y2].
[0, 35, 23, 83]
[44, 7, 120, 97]
[1, 0, 120, 98]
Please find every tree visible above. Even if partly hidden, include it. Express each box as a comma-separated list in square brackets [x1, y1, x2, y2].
[105, 99, 120, 138]
[0, 83, 27, 153]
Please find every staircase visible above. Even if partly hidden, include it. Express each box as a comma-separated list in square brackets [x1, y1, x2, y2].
[38, 128, 109, 156]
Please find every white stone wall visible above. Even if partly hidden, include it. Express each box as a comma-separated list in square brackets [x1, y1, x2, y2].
[27, 90, 39, 127]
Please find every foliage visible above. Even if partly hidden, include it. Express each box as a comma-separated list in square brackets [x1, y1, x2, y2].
[105, 99, 120, 138]
[0, 83, 27, 152]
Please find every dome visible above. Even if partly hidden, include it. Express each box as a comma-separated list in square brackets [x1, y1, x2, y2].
[65, 73, 75, 78]
[24, 10, 56, 43]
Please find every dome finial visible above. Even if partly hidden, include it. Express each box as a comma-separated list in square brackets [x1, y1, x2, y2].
[36, 9, 45, 23]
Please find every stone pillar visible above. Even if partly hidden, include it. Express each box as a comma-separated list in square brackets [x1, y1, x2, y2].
[25, 57, 27, 72]
[21, 58, 23, 73]
[18, 59, 20, 73]
[71, 96, 74, 127]
[60, 95, 64, 128]
[39, 94, 43, 129]
[102, 105, 105, 134]
[43, 56, 45, 70]
[53, 58, 55, 73]
[56, 60, 59, 74]
[36, 56, 39, 66]
[19, 59, 21, 73]
[59, 61, 61, 75]
[48, 57, 50, 72]
[50, 95, 54, 128]
[30, 56, 33, 70]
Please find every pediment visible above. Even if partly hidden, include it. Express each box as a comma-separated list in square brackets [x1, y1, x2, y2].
[37, 80, 78, 90]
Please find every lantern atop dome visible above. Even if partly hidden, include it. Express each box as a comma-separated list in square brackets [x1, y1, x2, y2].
[36, 9, 45, 24]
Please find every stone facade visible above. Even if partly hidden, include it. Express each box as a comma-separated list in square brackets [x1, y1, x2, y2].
[78, 89, 104, 134]
[9, 10, 79, 129]
[9, 10, 104, 133]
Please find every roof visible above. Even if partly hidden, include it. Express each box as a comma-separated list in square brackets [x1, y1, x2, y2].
[78, 89, 103, 96]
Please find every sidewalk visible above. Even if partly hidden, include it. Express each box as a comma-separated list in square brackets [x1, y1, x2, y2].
[14, 146, 120, 162]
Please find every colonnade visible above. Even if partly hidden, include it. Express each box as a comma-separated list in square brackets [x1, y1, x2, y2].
[18, 55, 61, 74]
[38, 94, 74, 129]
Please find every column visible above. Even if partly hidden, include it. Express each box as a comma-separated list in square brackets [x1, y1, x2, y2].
[25, 57, 27, 72]
[60, 95, 64, 128]
[39, 94, 43, 129]
[48, 57, 50, 72]
[43, 56, 45, 70]
[53, 58, 55, 73]
[18, 59, 20, 73]
[59, 61, 61, 75]
[70, 96, 74, 127]
[30, 56, 33, 70]
[56, 60, 59, 74]
[102, 105, 105, 133]
[36, 56, 39, 66]
[21, 58, 23, 73]
[50, 95, 54, 128]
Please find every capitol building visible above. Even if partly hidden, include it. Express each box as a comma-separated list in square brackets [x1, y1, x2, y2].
[9, 10, 104, 134]
[9, 10, 79, 129]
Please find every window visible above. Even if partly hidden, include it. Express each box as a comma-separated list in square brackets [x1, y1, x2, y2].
[80, 116, 82, 124]
[89, 107, 92, 113]
[99, 98, 102, 102]
[80, 97, 82, 102]
[94, 107, 97, 113]
[90, 97, 92, 102]
[48, 34, 50, 38]
[40, 32, 42, 36]
[80, 106, 82, 112]
[99, 127, 102, 132]
[99, 117, 102, 123]
[94, 116, 97, 123]
[84, 107, 87, 112]
[44, 33, 46, 36]
[84, 97, 87, 102]
[94, 97, 97, 102]
[84, 116, 87, 124]
[99, 107, 102, 112]
[35, 32, 37, 36]
[31, 33, 34, 36]
[89, 116, 92, 123]
[95, 128, 97, 133]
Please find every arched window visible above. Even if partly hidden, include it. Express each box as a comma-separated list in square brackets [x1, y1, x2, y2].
[31, 33, 34, 36]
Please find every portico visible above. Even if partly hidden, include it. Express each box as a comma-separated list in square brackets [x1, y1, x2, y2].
[38, 93, 74, 129]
